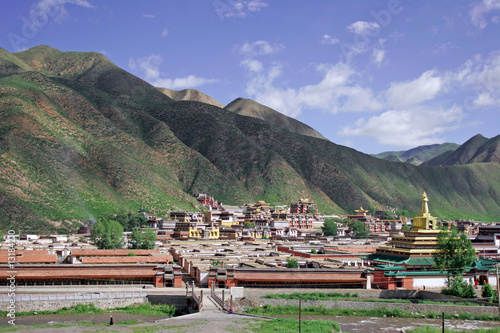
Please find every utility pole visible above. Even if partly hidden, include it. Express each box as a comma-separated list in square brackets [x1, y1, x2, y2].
[496, 263, 500, 321]
[298, 296, 302, 333]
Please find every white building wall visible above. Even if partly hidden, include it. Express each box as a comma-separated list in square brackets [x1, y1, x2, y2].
[412, 277, 447, 289]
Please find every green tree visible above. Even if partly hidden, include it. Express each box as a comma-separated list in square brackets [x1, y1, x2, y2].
[286, 257, 298, 268]
[380, 211, 396, 220]
[397, 209, 410, 217]
[109, 212, 146, 231]
[482, 283, 495, 299]
[129, 227, 157, 249]
[401, 224, 410, 230]
[243, 221, 256, 229]
[433, 231, 476, 275]
[442, 275, 475, 299]
[321, 219, 338, 236]
[90, 218, 124, 249]
[348, 220, 369, 238]
[311, 249, 317, 254]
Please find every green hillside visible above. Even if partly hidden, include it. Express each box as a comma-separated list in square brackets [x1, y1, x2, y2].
[373, 143, 459, 165]
[1, 46, 500, 233]
[423, 134, 500, 166]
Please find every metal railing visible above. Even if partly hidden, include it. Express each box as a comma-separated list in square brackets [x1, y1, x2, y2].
[0, 291, 148, 302]
[210, 281, 229, 311]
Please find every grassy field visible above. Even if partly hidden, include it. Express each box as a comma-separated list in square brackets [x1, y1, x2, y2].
[246, 304, 499, 321]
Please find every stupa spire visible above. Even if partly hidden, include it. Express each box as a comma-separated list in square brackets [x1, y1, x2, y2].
[421, 192, 429, 216]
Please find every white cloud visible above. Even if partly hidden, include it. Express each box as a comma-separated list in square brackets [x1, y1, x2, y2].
[240, 59, 263, 72]
[243, 62, 382, 117]
[320, 34, 339, 45]
[432, 42, 458, 55]
[339, 105, 464, 147]
[161, 28, 168, 37]
[346, 21, 380, 35]
[218, 0, 268, 18]
[470, 0, 500, 29]
[372, 49, 385, 68]
[387, 70, 445, 108]
[142, 14, 155, 19]
[31, 0, 93, 23]
[129, 54, 218, 90]
[236, 40, 284, 56]
[473, 92, 497, 106]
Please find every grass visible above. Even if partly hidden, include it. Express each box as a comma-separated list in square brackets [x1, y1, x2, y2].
[0, 303, 176, 317]
[409, 326, 500, 333]
[246, 304, 499, 321]
[262, 292, 484, 306]
[262, 291, 358, 300]
[244, 318, 341, 333]
[0, 320, 141, 332]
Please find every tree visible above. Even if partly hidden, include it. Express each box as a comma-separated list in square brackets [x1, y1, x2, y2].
[433, 231, 476, 275]
[380, 211, 396, 220]
[433, 230, 476, 299]
[321, 219, 338, 236]
[243, 221, 255, 229]
[348, 220, 369, 238]
[442, 275, 475, 299]
[286, 257, 298, 268]
[108, 212, 146, 231]
[129, 227, 157, 249]
[482, 283, 495, 299]
[90, 218, 124, 249]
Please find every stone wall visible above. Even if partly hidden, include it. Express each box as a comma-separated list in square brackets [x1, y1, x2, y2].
[257, 298, 499, 316]
[13, 297, 147, 312]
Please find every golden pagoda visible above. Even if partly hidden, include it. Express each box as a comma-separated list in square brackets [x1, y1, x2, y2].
[363, 192, 441, 269]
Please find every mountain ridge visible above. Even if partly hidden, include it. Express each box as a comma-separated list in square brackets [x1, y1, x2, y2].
[373, 143, 460, 165]
[224, 97, 328, 140]
[423, 134, 500, 166]
[1, 46, 500, 233]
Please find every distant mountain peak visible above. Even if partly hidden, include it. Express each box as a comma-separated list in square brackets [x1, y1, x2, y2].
[224, 98, 328, 140]
[422, 134, 500, 166]
[372, 142, 459, 165]
[157, 87, 225, 108]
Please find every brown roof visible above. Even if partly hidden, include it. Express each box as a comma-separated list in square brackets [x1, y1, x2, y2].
[0, 265, 159, 279]
[0, 252, 57, 264]
[71, 249, 159, 256]
[81, 256, 171, 264]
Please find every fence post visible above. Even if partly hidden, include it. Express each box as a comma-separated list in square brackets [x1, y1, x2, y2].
[200, 290, 203, 311]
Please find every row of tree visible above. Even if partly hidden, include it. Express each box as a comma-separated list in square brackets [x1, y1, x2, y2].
[321, 218, 369, 238]
[90, 216, 156, 250]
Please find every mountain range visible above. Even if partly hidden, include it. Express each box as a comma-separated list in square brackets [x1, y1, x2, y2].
[1, 45, 500, 233]
[372, 143, 460, 166]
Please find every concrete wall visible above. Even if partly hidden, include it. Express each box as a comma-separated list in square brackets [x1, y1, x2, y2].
[147, 295, 188, 307]
[14, 297, 147, 312]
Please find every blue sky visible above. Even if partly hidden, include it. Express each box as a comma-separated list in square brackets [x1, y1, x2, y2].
[1, 0, 500, 154]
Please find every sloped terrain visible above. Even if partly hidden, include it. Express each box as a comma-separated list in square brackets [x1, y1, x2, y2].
[423, 134, 500, 166]
[1, 46, 500, 232]
[157, 87, 225, 108]
[224, 98, 327, 140]
[373, 143, 459, 165]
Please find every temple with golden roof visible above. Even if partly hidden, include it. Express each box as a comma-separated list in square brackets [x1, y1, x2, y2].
[361, 192, 441, 270]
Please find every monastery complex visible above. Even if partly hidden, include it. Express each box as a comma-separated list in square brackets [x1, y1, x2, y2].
[1, 194, 499, 291]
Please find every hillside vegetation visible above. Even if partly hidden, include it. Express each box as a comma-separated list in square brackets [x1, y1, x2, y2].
[423, 134, 500, 166]
[1, 46, 500, 233]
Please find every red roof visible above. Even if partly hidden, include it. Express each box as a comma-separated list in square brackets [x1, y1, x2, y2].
[81, 256, 171, 264]
[71, 249, 159, 256]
